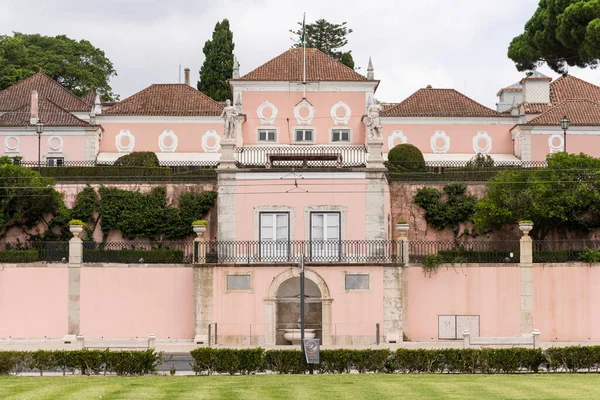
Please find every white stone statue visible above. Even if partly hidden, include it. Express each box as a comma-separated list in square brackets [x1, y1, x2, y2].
[365, 102, 383, 139]
[220, 99, 239, 140]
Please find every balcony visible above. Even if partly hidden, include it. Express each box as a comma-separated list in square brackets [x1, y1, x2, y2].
[194, 240, 402, 265]
[234, 146, 368, 169]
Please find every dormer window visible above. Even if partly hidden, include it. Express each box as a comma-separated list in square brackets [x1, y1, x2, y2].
[295, 129, 313, 142]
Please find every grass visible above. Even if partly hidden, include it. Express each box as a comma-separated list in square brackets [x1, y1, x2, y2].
[1, 375, 600, 400]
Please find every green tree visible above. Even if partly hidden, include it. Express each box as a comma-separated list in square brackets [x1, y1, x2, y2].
[198, 19, 235, 102]
[508, 0, 600, 73]
[291, 19, 355, 68]
[473, 152, 600, 239]
[0, 33, 118, 100]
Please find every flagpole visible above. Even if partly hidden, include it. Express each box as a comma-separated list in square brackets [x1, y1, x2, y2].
[303, 12, 306, 99]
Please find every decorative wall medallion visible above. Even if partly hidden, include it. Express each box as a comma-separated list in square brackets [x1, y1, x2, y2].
[388, 130, 408, 150]
[330, 101, 351, 125]
[202, 130, 221, 153]
[116, 129, 135, 152]
[158, 129, 178, 152]
[430, 131, 450, 153]
[257, 101, 278, 125]
[294, 99, 315, 125]
[472, 131, 492, 154]
[548, 134, 564, 153]
[47, 136, 64, 152]
[4, 136, 19, 153]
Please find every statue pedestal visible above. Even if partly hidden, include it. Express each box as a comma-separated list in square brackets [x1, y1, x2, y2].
[218, 139, 237, 170]
[366, 138, 385, 169]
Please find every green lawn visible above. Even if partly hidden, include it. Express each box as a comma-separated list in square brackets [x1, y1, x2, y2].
[1, 375, 600, 400]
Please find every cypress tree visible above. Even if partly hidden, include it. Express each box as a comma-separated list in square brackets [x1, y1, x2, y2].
[198, 19, 235, 101]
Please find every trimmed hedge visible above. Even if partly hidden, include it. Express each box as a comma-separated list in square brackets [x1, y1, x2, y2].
[190, 347, 600, 375]
[0, 349, 163, 376]
[114, 152, 160, 167]
[82, 249, 185, 263]
[0, 250, 39, 263]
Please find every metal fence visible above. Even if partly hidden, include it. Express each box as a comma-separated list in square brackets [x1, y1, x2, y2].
[0, 242, 69, 263]
[82, 241, 194, 263]
[533, 240, 600, 263]
[409, 240, 521, 264]
[235, 146, 367, 168]
[195, 240, 401, 264]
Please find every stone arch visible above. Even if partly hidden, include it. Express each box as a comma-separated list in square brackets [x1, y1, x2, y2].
[265, 268, 333, 345]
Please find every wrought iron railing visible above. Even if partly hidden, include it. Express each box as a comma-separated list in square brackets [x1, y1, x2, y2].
[0, 242, 69, 263]
[194, 240, 401, 264]
[235, 146, 367, 168]
[409, 240, 521, 264]
[82, 241, 194, 264]
[533, 240, 600, 263]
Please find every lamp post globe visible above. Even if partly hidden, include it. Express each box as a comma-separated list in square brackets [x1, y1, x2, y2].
[560, 116, 569, 153]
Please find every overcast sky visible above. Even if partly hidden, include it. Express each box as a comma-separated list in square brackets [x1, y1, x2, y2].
[1, 0, 599, 108]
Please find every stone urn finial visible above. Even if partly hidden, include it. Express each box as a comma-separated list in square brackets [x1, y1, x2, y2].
[519, 221, 534, 237]
[192, 220, 208, 238]
[69, 220, 84, 239]
[396, 221, 409, 239]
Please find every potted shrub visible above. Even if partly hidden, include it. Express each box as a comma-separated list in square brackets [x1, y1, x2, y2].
[396, 220, 409, 238]
[69, 219, 84, 238]
[192, 220, 208, 238]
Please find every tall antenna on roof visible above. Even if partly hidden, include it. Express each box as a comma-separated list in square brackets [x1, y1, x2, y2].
[178, 63, 182, 83]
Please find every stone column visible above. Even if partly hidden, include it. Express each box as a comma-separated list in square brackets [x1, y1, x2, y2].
[519, 222, 534, 334]
[383, 266, 403, 343]
[365, 171, 387, 242]
[396, 223, 409, 265]
[216, 171, 236, 243]
[67, 224, 83, 336]
[365, 138, 385, 169]
[193, 265, 213, 344]
[322, 299, 333, 346]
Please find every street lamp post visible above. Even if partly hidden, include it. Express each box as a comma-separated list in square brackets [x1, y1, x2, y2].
[35, 120, 44, 174]
[560, 116, 570, 153]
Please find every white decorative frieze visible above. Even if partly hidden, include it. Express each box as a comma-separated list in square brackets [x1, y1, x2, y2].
[158, 130, 178, 152]
[330, 101, 351, 125]
[4, 136, 19, 153]
[472, 131, 492, 154]
[257, 101, 278, 125]
[116, 130, 135, 153]
[294, 99, 315, 125]
[431, 131, 450, 153]
[202, 130, 221, 153]
[388, 130, 407, 150]
[47, 136, 64, 153]
[548, 134, 564, 153]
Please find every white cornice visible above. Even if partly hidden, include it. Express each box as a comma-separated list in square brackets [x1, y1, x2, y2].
[381, 117, 519, 125]
[97, 116, 222, 124]
[230, 80, 378, 93]
[0, 128, 90, 136]
[530, 126, 600, 135]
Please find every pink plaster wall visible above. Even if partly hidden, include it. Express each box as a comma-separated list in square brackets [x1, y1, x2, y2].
[0, 267, 68, 338]
[235, 178, 367, 241]
[383, 124, 514, 154]
[1, 135, 88, 162]
[240, 92, 366, 145]
[100, 123, 223, 153]
[406, 266, 521, 340]
[530, 134, 600, 161]
[80, 267, 194, 339]
[533, 265, 600, 341]
[212, 266, 384, 337]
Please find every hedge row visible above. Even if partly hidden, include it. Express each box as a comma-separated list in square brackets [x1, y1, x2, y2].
[190, 347, 600, 375]
[38, 166, 217, 183]
[82, 249, 186, 263]
[0, 349, 163, 376]
[0, 249, 69, 263]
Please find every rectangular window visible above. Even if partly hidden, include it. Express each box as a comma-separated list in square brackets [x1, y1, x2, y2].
[227, 274, 252, 291]
[46, 157, 64, 167]
[345, 274, 369, 290]
[331, 129, 350, 142]
[260, 212, 289, 261]
[295, 129, 313, 142]
[258, 129, 276, 142]
[311, 212, 340, 261]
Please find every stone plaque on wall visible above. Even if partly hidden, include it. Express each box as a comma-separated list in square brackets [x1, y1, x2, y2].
[438, 316, 456, 340]
[457, 316, 480, 337]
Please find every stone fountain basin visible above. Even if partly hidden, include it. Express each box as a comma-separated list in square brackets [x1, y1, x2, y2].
[283, 329, 316, 345]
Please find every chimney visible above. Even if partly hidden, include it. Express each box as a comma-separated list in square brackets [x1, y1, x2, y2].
[30, 90, 39, 125]
[184, 68, 190, 86]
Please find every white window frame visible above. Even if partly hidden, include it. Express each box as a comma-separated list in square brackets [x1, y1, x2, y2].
[310, 212, 341, 261]
[330, 128, 351, 144]
[257, 127, 278, 143]
[293, 127, 316, 144]
[259, 212, 290, 261]
[46, 157, 65, 167]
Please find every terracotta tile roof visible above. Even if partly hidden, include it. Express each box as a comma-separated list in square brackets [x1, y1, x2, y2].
[526, 99, 600, 126]
[235, 48, 369, 82]
[80, 92, 97, 108]
[550, 74, 600, 105]
[0, 98, 90, 127]
[0, 72, 91, 112]
[102, 84, 223, 116]
[521, 102, 552, 114]
[381, 87, 505, 118]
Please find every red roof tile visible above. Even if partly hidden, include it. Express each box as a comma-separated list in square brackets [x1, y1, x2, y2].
[550, 74, 600, 105]
[102, 84, 223, 116]
[80, 92, 97, 108]
[0, 72, 91, 112]
[0, 98, 90, 127]
[235, 48, 369, 82]
[526, 99, 600, 126]
[381, 87, 505, 118]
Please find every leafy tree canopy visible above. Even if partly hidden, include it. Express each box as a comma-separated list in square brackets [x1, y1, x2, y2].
[198, 19, 235, 102]
[291, 19, 355, 69]
[0, 32, 118, 100]
[473, 152, 600, 239]
[508, 0, 600, 73]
